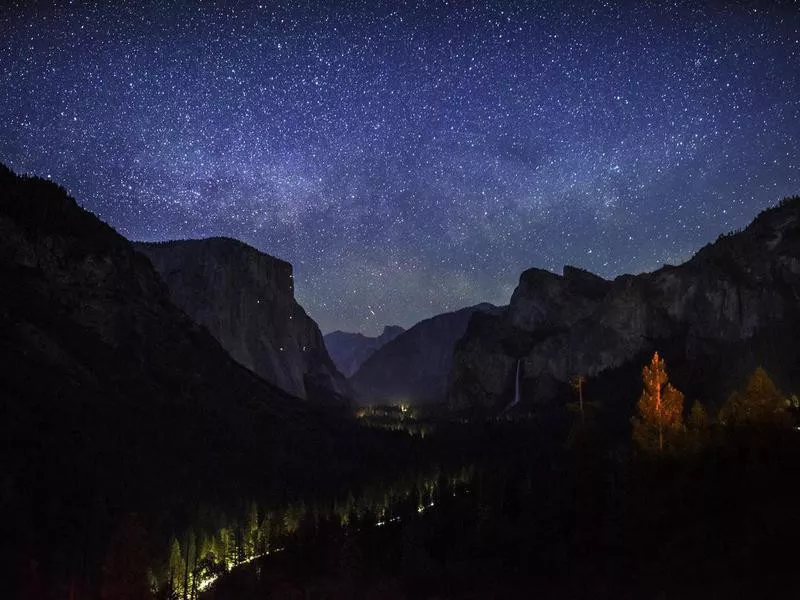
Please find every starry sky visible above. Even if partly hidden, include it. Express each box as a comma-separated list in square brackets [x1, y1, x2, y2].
[2, 1, 799, 335]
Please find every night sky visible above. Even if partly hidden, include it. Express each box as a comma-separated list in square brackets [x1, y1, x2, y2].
[2, 2, 799, 335]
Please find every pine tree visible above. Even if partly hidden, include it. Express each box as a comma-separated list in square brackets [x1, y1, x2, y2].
[632, 352, 685, 454]
[182, 529, 195, 600]
[719, 367, 790, 428]
[283, 501, 305, 535]
[571, 374, 586, 419]
[687, 401, 709, 451]
[168, 537, 184, 598]
[218, 526, 235, 570]
[688, 401, 708, 430]
[258, 512, 272, 554]
[245, 501, 259, 559]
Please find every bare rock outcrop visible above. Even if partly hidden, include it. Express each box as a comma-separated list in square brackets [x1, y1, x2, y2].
[136, 238, 351, 406]
[449, 196, 800, 414]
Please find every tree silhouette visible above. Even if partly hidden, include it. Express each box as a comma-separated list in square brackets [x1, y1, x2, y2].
[168, 537, 183, 598]
[182, 529, 195, 600]
[688, 401, 708, 430]
[570, 374, 586, 419]
[719, 367, 790, 429]
[687, 401, 709, 452]
[245, 501, 259, 559]
[631, 352, 685, 454]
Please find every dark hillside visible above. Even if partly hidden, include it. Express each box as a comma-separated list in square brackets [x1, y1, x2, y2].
[0, 165, 387, 597]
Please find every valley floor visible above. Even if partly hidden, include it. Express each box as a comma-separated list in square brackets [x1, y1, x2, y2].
[200, 414, 800, 600]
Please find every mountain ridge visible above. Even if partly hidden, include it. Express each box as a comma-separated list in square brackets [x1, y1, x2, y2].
[324, 324, 405, 377]
[448, 196, 800, 414]
[350, 303, 502, 405]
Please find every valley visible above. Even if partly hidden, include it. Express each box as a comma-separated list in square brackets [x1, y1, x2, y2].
[3, 165, 800, 600]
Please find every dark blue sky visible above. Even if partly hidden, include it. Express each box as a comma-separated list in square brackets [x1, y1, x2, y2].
[2, 1, 799, 334]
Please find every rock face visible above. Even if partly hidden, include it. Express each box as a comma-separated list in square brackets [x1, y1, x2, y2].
[0, 164, 322, 541]
[0, 165, 331, 468]
[350, 304, 501, 405]
[0, 164, 390, 596]
[324, 325, 405, 377]
[0, 166, 294, 410]
[136, 238, 351, 406]
[449, 197, 800, 414]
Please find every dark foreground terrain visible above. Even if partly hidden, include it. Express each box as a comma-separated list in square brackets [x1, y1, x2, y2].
[203, 410, 800, 600]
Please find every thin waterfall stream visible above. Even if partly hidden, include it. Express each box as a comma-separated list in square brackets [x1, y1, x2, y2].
[503, 359, 522, 413]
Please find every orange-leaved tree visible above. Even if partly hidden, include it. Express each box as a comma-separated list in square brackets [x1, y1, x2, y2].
[632, 352, 685, 454]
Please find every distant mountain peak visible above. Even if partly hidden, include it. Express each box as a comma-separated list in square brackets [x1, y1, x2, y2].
[324, 325, 405, 377]
[349, 303, 501, 406]
[380, 324, 404, 337]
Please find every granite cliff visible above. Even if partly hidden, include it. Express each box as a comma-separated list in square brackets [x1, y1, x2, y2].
[324, 325, 405, 377]
[350, 303, 501, 405]
[136, 238, 351, 406]
[0, 164, 399, 595]
[449, 197, 800, 414]
[0, 165, 343, 493]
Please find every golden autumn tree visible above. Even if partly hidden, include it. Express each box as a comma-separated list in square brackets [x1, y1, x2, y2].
[632, 352, 685, 454]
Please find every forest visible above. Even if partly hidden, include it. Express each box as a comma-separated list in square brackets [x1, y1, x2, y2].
[24, 353, 799, 600]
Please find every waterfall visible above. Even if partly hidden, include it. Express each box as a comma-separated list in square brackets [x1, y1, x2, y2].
[503, 359, 522, 414]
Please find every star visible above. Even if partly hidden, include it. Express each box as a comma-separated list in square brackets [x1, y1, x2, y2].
[1, 1, 798, 334]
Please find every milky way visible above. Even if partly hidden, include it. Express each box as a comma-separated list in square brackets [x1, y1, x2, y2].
[2, 1, 799, 334]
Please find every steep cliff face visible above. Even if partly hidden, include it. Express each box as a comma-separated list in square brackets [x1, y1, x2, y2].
[0, 165, 400, 596]
[136, 238, 351, 406]
[350, 304, 501, 405]
[0, 166, 334, 472]
[0, 167, 290, 408]
[324, 325, 405, 377]
[0, 165, 318, 568]
[449, 197, 800, 414]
